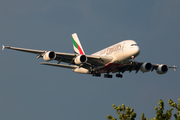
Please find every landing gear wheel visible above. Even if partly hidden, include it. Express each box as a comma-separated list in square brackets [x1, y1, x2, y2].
[116, 74, 123, 78]
[104, 74, 107, 78]
[108, 75, 113, 78]
[104, 74, 113, 78]
[92, 72, 101, 77]
[95, 73, 101, 77]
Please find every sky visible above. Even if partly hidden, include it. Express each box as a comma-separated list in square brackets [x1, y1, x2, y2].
[0, 0, 180, 120]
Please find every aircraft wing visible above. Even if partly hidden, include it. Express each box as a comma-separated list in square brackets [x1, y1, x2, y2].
[2, 45, 44, 54]
[112, 61, 177, 74]
[2, 45, 112, 69]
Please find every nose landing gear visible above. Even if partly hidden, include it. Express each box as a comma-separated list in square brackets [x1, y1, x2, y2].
[131, 56, 135, 62]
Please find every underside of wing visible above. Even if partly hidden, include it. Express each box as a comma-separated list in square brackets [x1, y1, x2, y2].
[97, 62, 142, 74]
[112, 62, 142, 73]
[111, 61, 177, 75]
[40, 62, 78, 69]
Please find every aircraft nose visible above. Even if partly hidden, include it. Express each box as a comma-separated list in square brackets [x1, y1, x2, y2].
[133, 46, 140, 57]
[135, 46, 140, 56]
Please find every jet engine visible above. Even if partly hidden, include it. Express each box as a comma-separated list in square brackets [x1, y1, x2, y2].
[156, 65, 168, 74]
[43, 51, 56, 61]
[140, 62, 153, 72]
[74, 55, 87, 64]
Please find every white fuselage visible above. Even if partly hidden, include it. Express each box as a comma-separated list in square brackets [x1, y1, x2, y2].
[73, 40, 140, 74]
[92, 40, 140, 62]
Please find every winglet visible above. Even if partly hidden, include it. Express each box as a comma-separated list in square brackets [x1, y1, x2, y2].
[2, 45, 5, 51]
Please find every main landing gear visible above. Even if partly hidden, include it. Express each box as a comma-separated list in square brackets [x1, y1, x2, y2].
[116, 73, 123, 78]
[104, 73, 123, 78]
[116, 70, 123, 78]
[91, 71, 101, 77]
[104, 74, 113, 78]
[92, 73, 101, 77]
[103, 70, 113, 78]
[91, 71, 123, 78]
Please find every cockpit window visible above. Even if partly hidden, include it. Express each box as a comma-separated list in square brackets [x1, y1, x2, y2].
[131, 44, 138, 46]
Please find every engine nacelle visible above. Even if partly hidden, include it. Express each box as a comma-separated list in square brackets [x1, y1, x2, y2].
[140, 62, 153, 72]
[156, 65, 168, 74]
[43, 51, 56, 61]
[74, 55, 87, 64]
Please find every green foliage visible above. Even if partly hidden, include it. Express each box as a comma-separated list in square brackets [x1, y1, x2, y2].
[151, 98, 172, 120]
[107, 98, 180, 120]
[107, 103, 136, 120]
[168, 98, 180, 120]
[141, 113, 148, 120]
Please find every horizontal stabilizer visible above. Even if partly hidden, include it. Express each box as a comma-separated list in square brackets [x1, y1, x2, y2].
[40, 63, 78, 69]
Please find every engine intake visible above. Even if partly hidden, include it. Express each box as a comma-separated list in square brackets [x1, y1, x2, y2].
[43, 51, 56, 61]
[156, 65, 168, 74]
[140, 62, 152, 72]
[74, 55, 87, 64]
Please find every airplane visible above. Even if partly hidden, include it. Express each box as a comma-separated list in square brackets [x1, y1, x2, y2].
[2, 33, 177, 78]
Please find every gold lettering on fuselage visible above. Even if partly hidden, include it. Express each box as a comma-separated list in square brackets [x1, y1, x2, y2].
[94, 43, 123, 56]
[106, 44, 122, 55]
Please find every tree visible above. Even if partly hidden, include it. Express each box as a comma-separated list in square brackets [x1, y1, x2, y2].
[168, 98, 180, 120]
[107, 98, 180, 120]
[107, 103, 136, 120]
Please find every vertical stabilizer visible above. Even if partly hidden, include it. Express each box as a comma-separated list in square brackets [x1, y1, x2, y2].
[72, 33, 85, 55]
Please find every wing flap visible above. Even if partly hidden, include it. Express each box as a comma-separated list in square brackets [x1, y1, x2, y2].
[40, 62, 78, 69]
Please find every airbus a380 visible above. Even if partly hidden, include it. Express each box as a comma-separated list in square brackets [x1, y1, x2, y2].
[2, 33, 177, 78]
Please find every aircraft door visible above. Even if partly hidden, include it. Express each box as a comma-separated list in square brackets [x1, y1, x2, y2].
[122, 42, 126, 52]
